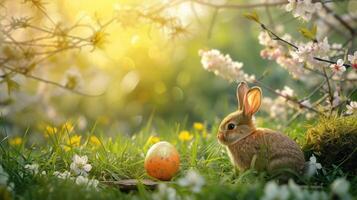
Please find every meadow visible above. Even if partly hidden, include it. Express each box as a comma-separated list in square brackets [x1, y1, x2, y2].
[1, 0, 357, 199]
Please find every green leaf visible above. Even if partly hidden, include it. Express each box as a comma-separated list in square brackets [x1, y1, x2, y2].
[299, 25, 317, 40]
[243, 11, 260, 23]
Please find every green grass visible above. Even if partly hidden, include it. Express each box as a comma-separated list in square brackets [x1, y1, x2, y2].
[0, 117, 356, 200]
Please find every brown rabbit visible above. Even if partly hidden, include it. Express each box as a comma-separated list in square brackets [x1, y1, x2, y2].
[217, 82, 305, 174]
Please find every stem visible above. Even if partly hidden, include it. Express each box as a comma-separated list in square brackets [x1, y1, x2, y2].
[253, 79, 323, 115]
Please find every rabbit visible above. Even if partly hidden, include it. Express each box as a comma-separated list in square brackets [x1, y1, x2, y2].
[217, 82, 305, 175]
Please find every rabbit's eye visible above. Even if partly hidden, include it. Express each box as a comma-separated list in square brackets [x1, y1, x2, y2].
[227, 123, 236, 130]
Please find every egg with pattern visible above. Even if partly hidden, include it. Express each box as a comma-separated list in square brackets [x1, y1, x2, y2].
[144, 141, 180, 181]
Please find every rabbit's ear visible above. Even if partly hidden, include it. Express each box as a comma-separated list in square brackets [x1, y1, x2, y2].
[236, 82, 249, 110]
[243, 87, 262, 116]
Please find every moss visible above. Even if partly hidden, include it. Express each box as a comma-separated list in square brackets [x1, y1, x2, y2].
[303, 115, 357, 174]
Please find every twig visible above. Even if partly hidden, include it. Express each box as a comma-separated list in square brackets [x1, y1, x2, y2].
[2, 65, 105, 97]
[321, 3, 355, 35]
[253, 79, 324, 115]
[191, 0, 288, 9]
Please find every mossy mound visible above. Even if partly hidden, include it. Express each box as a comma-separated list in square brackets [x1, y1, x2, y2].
[303, 115, 357, 174]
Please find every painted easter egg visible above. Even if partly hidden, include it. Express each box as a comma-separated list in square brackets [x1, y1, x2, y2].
[144, 141, 180, 181]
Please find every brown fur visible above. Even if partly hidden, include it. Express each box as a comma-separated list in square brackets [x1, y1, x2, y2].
[218, 82, 305, 174]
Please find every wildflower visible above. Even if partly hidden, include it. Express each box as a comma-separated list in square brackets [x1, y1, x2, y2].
[62, 121, 74, 133]
[53, 171, 71, 179]
[261, 181, 290, 200]
[346, 101, 357, 115]
[285, 0, 321, 21]
[67, 135, 81, 147]
[75, 176, 99, 188]
[8, 136, 22, 146]
[193, 122, 204, 131]
[177, 169, 205, 193]
[147, 136, 160, 144]
[347, 51, 357, 69]
[44, 125, 57, 137]
[70, 154, 92, 176]
[154, 183, 178, 200]
[330, 59, 346, 75]
[62, 145, 71, 152]
[199, 49, 255, 82]
[24, 163, 39, 174]
[331, 178, 350, 198]
[89, 136, 101, 147]
[306, 154, 322, 177]
[178, 131, 193, 141]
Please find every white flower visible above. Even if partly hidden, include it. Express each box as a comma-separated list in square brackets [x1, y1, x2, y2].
[41, 171, 47, 175]
[70, 154, 92, 176]
[199, 49, 255, 82]
[347, 51, 357, 68]
[75, 176, 99, 188]
[286, 0, 321, 21]
[53, 171, 71, 179]
[346, 101, 357, 115]
[291, 38, 330, 67]
[330, 59, 346, 75]
[24, 163, 39, 174]
[177, 169, 205, 193]
[306, 154, 322, 177]
[276, 86, 294, 98]
[154, 183, 178, 200]
[262, 181, 290, 200]
[258, 31, 278, 47]
[331, 178, 350, 197]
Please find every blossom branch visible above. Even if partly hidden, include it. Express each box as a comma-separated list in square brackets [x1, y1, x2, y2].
[259, 23, 353, 69]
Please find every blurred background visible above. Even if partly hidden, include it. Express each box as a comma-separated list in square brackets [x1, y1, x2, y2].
[0, 0, 355, 137]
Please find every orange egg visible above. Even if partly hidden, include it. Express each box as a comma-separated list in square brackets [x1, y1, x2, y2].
[144, 141, 180, 181]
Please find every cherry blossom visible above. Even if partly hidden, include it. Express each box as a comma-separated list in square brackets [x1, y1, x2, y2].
[285, 0, 322, 21]
[199, 49, 255, 82]
[347, 51, 357, 69]
[329, 59, 346, 75]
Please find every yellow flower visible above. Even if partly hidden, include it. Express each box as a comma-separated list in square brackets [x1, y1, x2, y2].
[89, 136, 101, 147]
[67, 135, 81, 147]
[62, 122, 74, 133]
[179, 131, 193, 141]
[44, 126, 57, 138]
[9, 137, 22, 146]
[193, 122, 204, 131]
[147, 136, 160, 144]
[62, 145, 71, 152]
